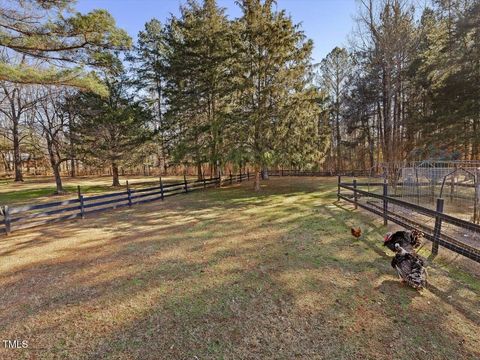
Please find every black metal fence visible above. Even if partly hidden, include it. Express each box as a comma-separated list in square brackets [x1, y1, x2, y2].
[337, 176, 480, 263]
[0, 172, 249, 235]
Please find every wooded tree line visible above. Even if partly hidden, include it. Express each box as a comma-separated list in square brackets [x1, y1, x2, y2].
[321, 0, 480, 175]
[0, 0, 328, 192]
[127, 0, 328, 190]
[1, 0, 478, 193]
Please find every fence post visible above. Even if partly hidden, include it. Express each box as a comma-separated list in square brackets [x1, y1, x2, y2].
[475, 170, 480, 223]
[353, 179, 358, 209]
[126, 180, 132, 206]
[3, 205, 11, 234]
[230, 170, 232, 185]
[337, 175, 341, 201]
[184, 174, 188, 193]
[77, 185, 85, 219]
[383, 178, 388, 226]
[432, 198, 444, 256]
[160, 177, 164, 201]
[203, 177, 206, 189]
[247, 170, 250, 180]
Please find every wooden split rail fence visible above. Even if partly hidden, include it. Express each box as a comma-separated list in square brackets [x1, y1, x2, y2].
[0, 172, 249, 235]
[337, 176, 480, 263]
[268, 169, 375, 177]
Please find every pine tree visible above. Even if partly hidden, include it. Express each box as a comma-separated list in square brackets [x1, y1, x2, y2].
[233, 0, 323, 190]
[411, 0, 480, 159]
[0, 0, 131, 94]
[355, 0, 416, 181]
[127, 19, 170, 174]
[163, 0, 234, 179]
[319, 47, 354, 172]
[73, 71, 153, 186]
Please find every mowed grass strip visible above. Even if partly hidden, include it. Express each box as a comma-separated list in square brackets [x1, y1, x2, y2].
[0, 175, 196, 206]
[0, 177, 478, 359]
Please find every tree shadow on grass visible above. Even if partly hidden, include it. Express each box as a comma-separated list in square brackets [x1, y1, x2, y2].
[0, 177, 479, 359]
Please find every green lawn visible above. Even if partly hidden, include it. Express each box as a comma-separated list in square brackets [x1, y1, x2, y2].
[0, 175, 195, 206]
[0, 184, 112, 204]
[0, 177, 478, 359]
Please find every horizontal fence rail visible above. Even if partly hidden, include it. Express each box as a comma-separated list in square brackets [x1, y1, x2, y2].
[1, 173, 249, 235]
[268, 169, 377, 177]
[337, 177, 480, 263]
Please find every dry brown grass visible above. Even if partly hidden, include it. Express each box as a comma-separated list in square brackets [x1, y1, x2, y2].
[0, 177, 479, 359]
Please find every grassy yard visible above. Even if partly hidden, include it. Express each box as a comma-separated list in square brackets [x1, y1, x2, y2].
[0, 177, 478, 359]
[0, 175, 196, 206]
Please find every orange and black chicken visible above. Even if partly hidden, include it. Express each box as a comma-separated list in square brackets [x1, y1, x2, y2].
[351, 227, 362, 238]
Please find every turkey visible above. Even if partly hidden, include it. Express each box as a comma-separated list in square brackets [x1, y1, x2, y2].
[391, 244, 427, 289]
[383, 230, 423, 253]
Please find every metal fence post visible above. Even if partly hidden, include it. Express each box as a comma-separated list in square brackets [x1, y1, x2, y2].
[160, 177, 164, 200]
[432, 198, 445, 256]
[203, 177, 206, 189]
[353, 179, 358, 209]
[383, 178, 388, 226]
[247, 170, 250, 180]
[184, 175, 188, 193]
[230, 170, 232, 185]
[337, 175, 341, 201]
[239, 171, 242, 183]
[126, 180, 132, 206]
[3, 205, 11, 234]
[77, 185, 85, 219]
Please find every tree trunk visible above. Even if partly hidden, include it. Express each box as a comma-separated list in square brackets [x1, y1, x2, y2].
[12, 120, 23, 182]
[254, 167, 261, 191]
[261, 167, 269, 180]
[70, 158, 76, 177]
[197, 162, 203, 181]
[53, 163, 64, 194]
[26, 154, 31, 173]
[46, 134, 65, 194]
[112, 162, 120, 186]
[335, 109, 342, 172]
[1, 153, 10, 172]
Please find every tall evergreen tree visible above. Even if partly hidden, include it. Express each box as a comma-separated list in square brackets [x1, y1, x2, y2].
[355, 0, 416, 181]
[319, 47, 354, 172]
[163, 0, 234, 179]
[74, 72, 153, 186]
[234, 0, 323, 190]
[128, 19, 170, 173]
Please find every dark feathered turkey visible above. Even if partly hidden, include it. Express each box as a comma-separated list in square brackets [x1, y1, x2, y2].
[384, 230, 423, 253]
[391, 244, 427, 289]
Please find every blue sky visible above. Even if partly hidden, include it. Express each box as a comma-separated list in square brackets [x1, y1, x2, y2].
[76, 0, 357, 64]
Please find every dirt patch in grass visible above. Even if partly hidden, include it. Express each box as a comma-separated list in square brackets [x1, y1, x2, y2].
[0, 177, 479, 359]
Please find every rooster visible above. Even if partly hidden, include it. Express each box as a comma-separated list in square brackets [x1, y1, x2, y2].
[383, 230, 423, 253]
[391, 244, 427, 289]
[351, 227, 362, 238]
